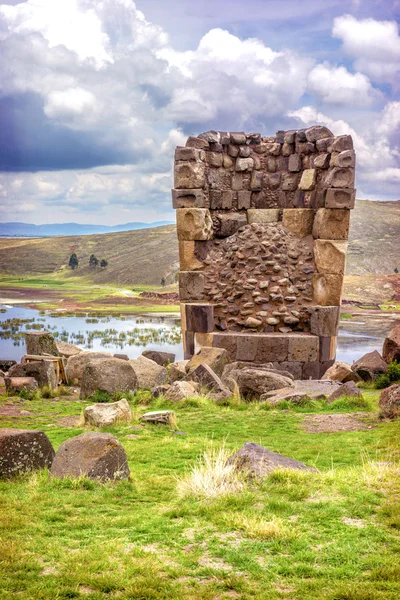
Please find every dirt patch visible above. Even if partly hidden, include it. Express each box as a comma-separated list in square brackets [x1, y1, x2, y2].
[0, 403, 32, 418]
[302, 413, 375, 433]
[57, 415, 82, 428]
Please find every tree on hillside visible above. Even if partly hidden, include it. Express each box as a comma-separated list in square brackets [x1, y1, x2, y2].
[160, 277, 166, 287]
[89, 254, 99, 267]
[100, 259, 108, 268]
[395, 267, 399, 273]
[69, 253, 79, 270]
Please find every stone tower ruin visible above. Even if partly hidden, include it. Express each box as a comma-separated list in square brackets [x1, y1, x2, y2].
[172, 127, 355, 379]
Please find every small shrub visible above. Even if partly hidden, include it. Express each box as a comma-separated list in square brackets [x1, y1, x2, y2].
[375, 374, 391, 389]
[41, 385, 54, 398]
[387, 360, 400, 382]
[19, 388, 41, 401]
[89, 390, 113, 403]
[340, 312, 353, 320]
[328, 395, 373, 411]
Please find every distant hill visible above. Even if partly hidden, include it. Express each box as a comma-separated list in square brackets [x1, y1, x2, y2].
[0, 200, 398, 288]
[0, 220, 173, 237]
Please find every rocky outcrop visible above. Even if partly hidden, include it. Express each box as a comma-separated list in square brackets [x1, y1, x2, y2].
[50, 432, 130, 481]
[352, 350, 388, 382]
[141, 350, 175, 366]
[0, 429, 54, 477]
[66, 351, 112, 385]
[227, 442, 317, 478]
[322, 361, 360, 383]
[190, 363, 231, 401]
[262, 379, 340, 404]
[80, 358, 138, 399]
[382, 325, 400, 364]
[25, 331, 59, 356]
[129, 356, 167, 389]
[84, 398, 132, 427]
[168, 360, 189, 382]
[379, 384, 400, 420]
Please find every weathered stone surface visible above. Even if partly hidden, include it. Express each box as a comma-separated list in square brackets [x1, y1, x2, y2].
[66, 351, 112, 385]
[298, 169, 316, 191]
[0, 360, 17, 372]
[185, 304, 214, 333]
[4, 377, 38, 394]
[308, 306, 340, 336]
[50, 433, 130, 481]
[129, 356, 167, 389]
[176, 208, 213, 241]
[84, 399, 132, 428]
[352, 351, 388, 382]
[140, 410, 176, 425]
[382, 325, 400, 364]
[141, 350, 175, 367]
[190, 363, 231, 399]
[288, 335, 319, 362]
[172, 188, 208, 209]
[174, 161, 205, 189]
[313, 273, 344, 306]
[237, 190, 251, 209]
[325, 167, 355, 189]
[288, 154, 302, 172]
[247, 209, 280, 223]
[331, 150, 356, 168]
[114, 354, 129, 361]
[314, 240, 348, 274]
[9, 360, 57, 390]
[56, 342, 83, 359]
[0, 429, 54, 478]
[186, 346, 229, 377]
[186, 136, 209, 149]
[305, 126, 333, 142]
[178, 241, 204, 271]
[321, 361, 361, 383]
[379, 384, 400, 420]
[313, 209, 350, 240]
[25, 331, 59, 357]
[313, 153, 330, 169]
[175, 147, 205, 162]
[227, 442, 317, 478]
[224, 366, 294, 400]
[327, 135, 353, 153]
[325, 188, 355, 209]
[215, 213, 247, 237]
[165, 381, 198, 401]
[236, 157, 254, 171]
[282, 208, 314, 237]
[327, 381, 362, 403]
[80, 358, 138, 399]
[179, 271, 205, 301]
[168, 360, 189, 382]
[263, 379, 341, 404]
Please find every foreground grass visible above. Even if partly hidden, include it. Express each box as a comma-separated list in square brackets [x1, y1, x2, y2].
[0, 391, 399, 599]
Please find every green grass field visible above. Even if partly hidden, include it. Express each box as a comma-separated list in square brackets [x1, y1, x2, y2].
[1, 389, 399, 600]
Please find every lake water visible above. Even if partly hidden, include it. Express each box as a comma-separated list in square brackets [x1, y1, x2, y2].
[0, 304, 398, 364]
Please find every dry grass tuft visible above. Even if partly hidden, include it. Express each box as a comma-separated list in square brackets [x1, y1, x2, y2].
[225, 514, 292, 541]
[177, 446, 245, 500]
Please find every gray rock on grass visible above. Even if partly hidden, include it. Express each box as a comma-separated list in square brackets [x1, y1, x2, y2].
[129, 355, 167, 389]
[227, 442, 317, 478]
[80, 358, 138, 399]
[84, 398, 132, 427]
[0, 429, 55, 478]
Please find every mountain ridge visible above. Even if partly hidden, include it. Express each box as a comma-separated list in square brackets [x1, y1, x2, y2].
[0, 220, 174, 237]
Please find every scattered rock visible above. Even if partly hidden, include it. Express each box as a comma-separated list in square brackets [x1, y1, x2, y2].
[50, 432, 130, 481]
[129, 356, 168, 389]
[151, 384, 171, 398]
[322, 361, 361, 383]
[10, 360, 57, 390]
[164, 381, 198, 401]
[227, 442, 317, 478]
[4, 377, 38, 394]
[25, 331, 59, 356]
[225, 367, 294, 400]
[140, 410, 176, 426]
[262, 379, 341, 404]
[84, 398, 132, 427]
[190, 363, 232, 400]
[56, 342, 83, 359]
[142, 350, 175, 366]
[379, 384, 400, 420]
[168, 360, 189, 382]
[0, 428, 55, 478]
[186, 347, 229, 377]
[352, 350, 388, 382]
[80, 358, 138, 399]
[327, 381, 362, 403]
[66, 351, 112, 385]
[382, 325, 400, 364]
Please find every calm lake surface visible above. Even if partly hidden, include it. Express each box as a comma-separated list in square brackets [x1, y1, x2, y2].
[0, 304, 398, 364]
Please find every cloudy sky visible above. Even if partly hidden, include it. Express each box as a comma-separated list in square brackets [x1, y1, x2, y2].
[0, 0, 399, 225]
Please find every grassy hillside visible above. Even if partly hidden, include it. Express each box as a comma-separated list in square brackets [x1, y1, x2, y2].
[0, 225, 179, 286]
[0, 200, 398, 289]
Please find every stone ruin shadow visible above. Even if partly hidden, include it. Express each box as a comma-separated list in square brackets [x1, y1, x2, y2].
[172, 127, 356, 379]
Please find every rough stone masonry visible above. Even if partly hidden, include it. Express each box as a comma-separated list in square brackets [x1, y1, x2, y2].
[172, 126, 356, 379]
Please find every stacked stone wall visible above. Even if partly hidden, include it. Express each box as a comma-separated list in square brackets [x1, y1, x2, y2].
[172, 126, 356, 379]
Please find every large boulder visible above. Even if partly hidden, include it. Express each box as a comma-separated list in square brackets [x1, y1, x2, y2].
[322, 361, 360, 383]
[379, 384, 400, 420]
[227, 442, 317, 478]
[25, 331, 59, 356]
[66, 351, 112, 385]
[262, 380, 341, 404]
[129, 356, 167, 389]
[186, 347, 229, 377]
[223, 366, 294, 400]
[50, 432, 130, 481]
[165, 381, 198, 401]
[9, 360, 57, 390]
[56, 342, 83, 360]
[4, 377, 38, 394]
[84, 398, 132, 427]
[382, 325, 400, 364]
[327, 380, 363, 404]
[168, 360, 189, 382]
[352, 350, 388, 382]
[142, 350, 175, 366]
[80, 358, 138, 399]
[0, 429, 55, 478]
